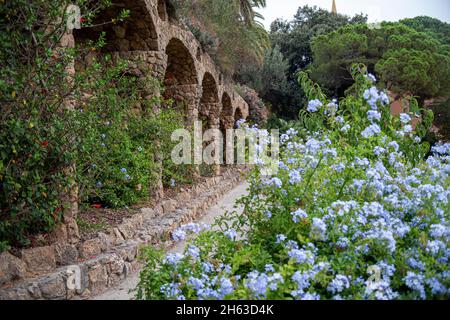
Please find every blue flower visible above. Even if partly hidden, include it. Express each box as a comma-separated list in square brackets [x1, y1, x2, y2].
[361, 124, 381, 138]
[186, 245, 200, 260]
[367, 110, 381, 123]
[336, 237, 350, 249]
[307, 99, 323, 113]
[402, 125, 413, 134]
[264, 210, 272, 219]
[224, 229, 237, 240]
[327, 275, 350, 294]
[404, 272, 426, 300]
[160, 282, 182, 298]
[366, 73, 377, 82]
[276, 234, 286, 244]
[172, 228, 187, 242]
[291, 209, 308, 223]
[310, 218, 327, 241]
[288, 249, 315, 265]
[341, 124, 351, 133]
[164, 253, 183, 266]
[265, 264, 275, 273]
[289, 169, 302, 185]
[218, 277, 234, 298]
[269, 177, 282, 188]
[245, 271, 269, 298]
[400, 113, 411, 124]
[120, 168, 127, 173]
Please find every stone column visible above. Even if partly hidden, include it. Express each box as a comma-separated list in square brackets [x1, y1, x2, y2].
[53, 27, 80, 244]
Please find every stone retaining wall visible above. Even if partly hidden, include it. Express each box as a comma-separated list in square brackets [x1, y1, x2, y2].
[0, 167, 247, 300]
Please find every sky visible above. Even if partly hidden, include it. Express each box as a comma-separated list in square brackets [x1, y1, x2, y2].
[259, 0, 450, 30]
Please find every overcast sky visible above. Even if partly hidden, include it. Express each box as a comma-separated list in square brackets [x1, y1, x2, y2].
[258, 0, 450, 30]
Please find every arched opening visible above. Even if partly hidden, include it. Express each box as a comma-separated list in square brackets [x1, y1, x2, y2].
[73, 0, 158, 53]
[163, 38, 198, 118]
[220, 93, 234, 165]
[157, 0, 167, 21]
[234, 108, 244, 128]
[199, 73, 220, 176]
[199, 73, 219, 128]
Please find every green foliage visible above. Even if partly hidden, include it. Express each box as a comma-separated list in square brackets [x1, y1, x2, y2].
[0, 0, 113, 247]
[400, 16, 450, 45]
[0, 0, 190, 248]
[136, 67, 449, 300]
[268, 5, 367, 118]
[309, 22, 450, 100]
[172, 0, 269, 76]
[235, 46, 289, 115]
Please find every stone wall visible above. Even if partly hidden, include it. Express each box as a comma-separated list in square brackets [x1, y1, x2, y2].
[0, 168, 247, 300]
[73, 0, 250, 127]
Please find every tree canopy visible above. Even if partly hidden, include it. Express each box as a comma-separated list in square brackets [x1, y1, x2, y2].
[171, 0, 269, 76]
[400, 16, 450, 45]
[309, 22, 450, 101]
[265, 5, 367, 118]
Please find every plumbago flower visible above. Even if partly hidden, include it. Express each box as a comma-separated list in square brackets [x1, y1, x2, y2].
[137, 67, 449, 301]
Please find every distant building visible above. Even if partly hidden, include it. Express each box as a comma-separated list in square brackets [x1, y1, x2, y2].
[331, 0, 337, 14]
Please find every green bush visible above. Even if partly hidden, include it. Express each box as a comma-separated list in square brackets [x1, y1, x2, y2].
[0, 0, 191, 248]
[136, 65, 449, 300]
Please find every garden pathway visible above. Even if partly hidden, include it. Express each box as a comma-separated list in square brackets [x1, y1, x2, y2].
[91, 182, 250, 300]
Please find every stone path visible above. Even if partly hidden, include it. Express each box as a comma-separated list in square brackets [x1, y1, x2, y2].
[91, 182, 249, 300]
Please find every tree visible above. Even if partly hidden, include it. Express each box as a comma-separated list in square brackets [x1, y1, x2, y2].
[309, 22, 450, 101]
[235, 46, 290, 115]
[400, 16, 450, 45]
[171, 0, 269, 76]
[270, 5, 367, 75]
[237, 0, 267, 26]
[267, 5, 367, 118]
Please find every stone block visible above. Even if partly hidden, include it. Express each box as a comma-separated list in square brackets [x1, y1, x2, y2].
[21, 246, 56, 274]
[79, 238, 103, 259]
[0, 252, 27, 285]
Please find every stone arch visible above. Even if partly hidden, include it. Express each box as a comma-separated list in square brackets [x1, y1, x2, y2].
[220, 92, 234, 164]
[234, 107, 244, 127]
[163, 38, 199, 123]
[73, 0, 158, 53]
[199, 72, 220, 128]
[164, 38, 197, 86]
[198, 72, 221, 176]
[220, 93, 234, 130]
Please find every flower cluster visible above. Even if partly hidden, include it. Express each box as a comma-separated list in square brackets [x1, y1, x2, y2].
[137, 71, 449, 301]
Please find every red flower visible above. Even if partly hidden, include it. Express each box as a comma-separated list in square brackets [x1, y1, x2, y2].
[41, 141, 49, 147]
[54, 206, 61, 215]
[92, 204, 102, 209]
[80, 17, 87, 23]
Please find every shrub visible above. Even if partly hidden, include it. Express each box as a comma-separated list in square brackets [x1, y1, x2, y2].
[0, 1, 191, 248]
[136, 65, 449, 300]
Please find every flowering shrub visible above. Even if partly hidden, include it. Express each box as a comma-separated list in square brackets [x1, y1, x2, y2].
[0, 1, 191, 249]
[137, 65, 449, 300]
